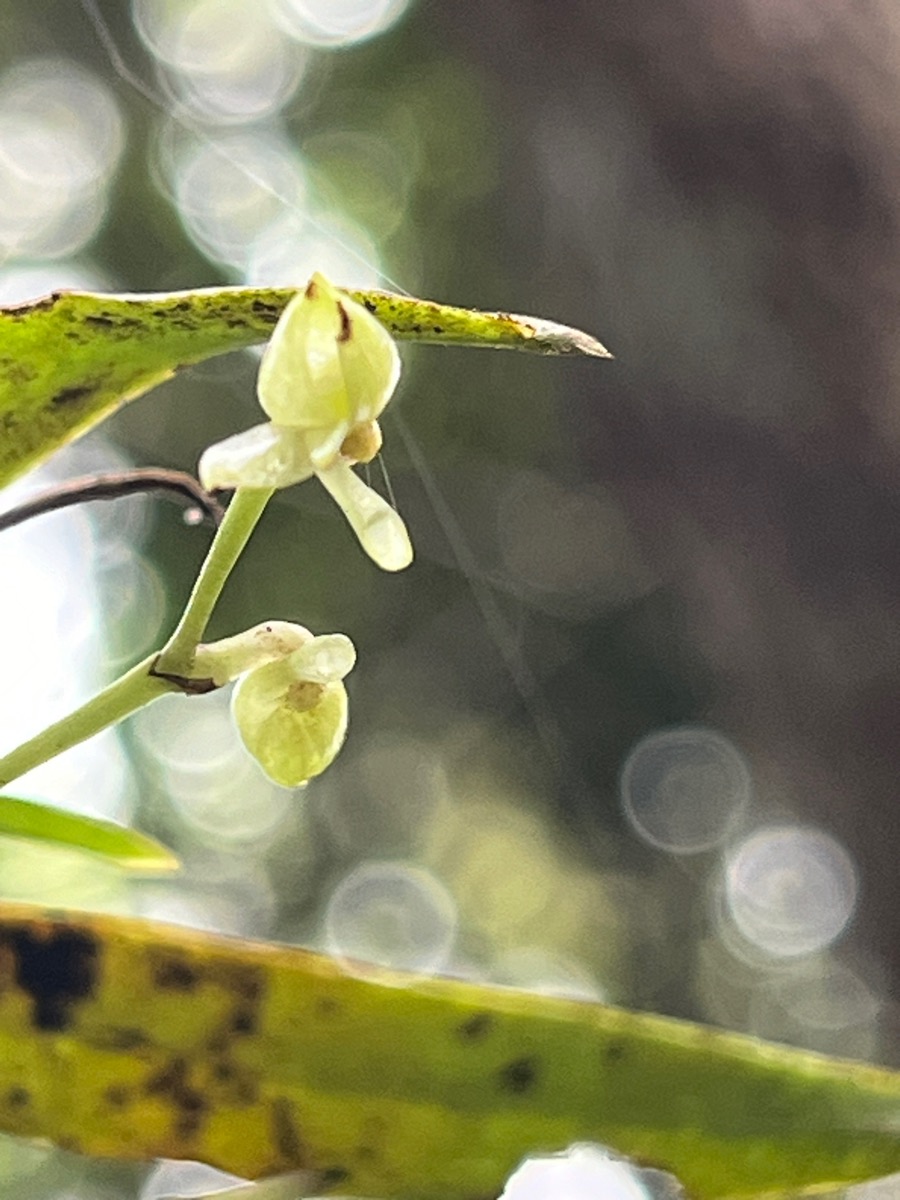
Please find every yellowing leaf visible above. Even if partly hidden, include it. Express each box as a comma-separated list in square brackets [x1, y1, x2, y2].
[0, 795, 177, 871]
[0, 287, 611, 489]
[0, 902, 895, 1199]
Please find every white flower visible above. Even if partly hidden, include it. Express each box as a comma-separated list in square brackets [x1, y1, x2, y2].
[199, 272, 412, 572]
[231, 630, 356, 787]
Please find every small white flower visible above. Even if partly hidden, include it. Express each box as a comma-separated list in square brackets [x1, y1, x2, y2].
[199, 272, 412, 572]
[231, 630, 356, 787]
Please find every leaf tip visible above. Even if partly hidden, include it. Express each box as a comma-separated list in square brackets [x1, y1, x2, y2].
[517, 315, 614, 358]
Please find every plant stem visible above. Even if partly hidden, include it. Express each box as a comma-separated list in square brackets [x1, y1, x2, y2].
[154, 486, 273, 678]
[0, 487, 272, 788]
[0, 654, 175, 789]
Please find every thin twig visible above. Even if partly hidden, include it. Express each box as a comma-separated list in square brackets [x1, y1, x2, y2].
[0, 468, 226, 533]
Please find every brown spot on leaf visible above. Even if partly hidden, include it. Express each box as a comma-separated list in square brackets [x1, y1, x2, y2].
[604, 1040, 626, 1064]
[231, 1006, 256, 1035]
[251, 298, 280, 319]
[145, 1057, 208, 1141]
[231, 970, 263, 1003]
[209, 1057, 258, 1106]
[104, 1084, 131, 1109]
[305, 279, 318, 300]
[51, 385, 93, 407]
[498, 1056, 538, 1095]
[6, 1086, 29, 1109]
[1, 361, 37, 384]
[458, 1012, 494, 1041]
[270, 1097, 307, 1166]
[97, 1025, 150, 1051]
[6, 924, 98, 1031]
[315, 994, 341, 1019]
[152, 956, 199, 991]
[321, 1167, 350, 1188]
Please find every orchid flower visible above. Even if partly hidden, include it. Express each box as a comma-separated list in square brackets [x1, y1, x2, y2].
[199, 272, 412, 571]
[230, 627, 356, 787]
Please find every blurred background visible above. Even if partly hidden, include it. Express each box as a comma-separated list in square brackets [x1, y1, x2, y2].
[1, 0, 900, 1196]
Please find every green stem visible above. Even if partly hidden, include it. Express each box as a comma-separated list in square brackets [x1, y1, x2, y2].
[0, 487, 272, 789]
[154, 486, 273, 678]
[0, 654, 174, 789]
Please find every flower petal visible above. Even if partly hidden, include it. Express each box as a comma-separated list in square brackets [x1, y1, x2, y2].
[316, 460, 413, 572]
[232, 667, 349, 788]
[193, 621, 312, 686]
[257, 273, 400, 431]
[335, 292, 401, 423]
[198, 423, 316, 491]
[257, 278, 347, 428]
[288, 633, 356, 685]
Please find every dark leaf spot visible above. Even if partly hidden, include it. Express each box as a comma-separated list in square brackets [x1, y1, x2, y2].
[8, 925, 98, 1031]
[321, 1167, 350, 1188]
[604, 1041, 626, 1064]
[144, 1057, 207, 1141]
[232, 970, 262, 1003]
[457, 1012, 494, 1041]
[51, 385, 93, 407]
[231, 1006, 256, 1035]
[211, 1058, 258, 1106]
[315, 994, 341, 1019]
[104, 1084, 131, 1109]
[270, 1097, 307, 1166]
[498, 1056, 538, 1095]
[6, 1086, 29, 1109]
[153, 957, 199, 990]
[98, 1026, 149, 1051]
[251, 299, 280, 318]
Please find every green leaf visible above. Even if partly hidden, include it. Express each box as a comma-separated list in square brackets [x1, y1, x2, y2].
[0, 286, 611, 489]
[0, 795, 178, 871]
[0, 902, 895, 1199]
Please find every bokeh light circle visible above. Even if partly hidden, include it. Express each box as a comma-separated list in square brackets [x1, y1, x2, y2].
[0, 57, 123, 260]
[723, 825, 858, 957]
[619, 726, 751, 854]
[324, 859, 457, 974]
[167, 128, 308, 271]
[268, 0, 411, 47]
[134, 0, 307, 124]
